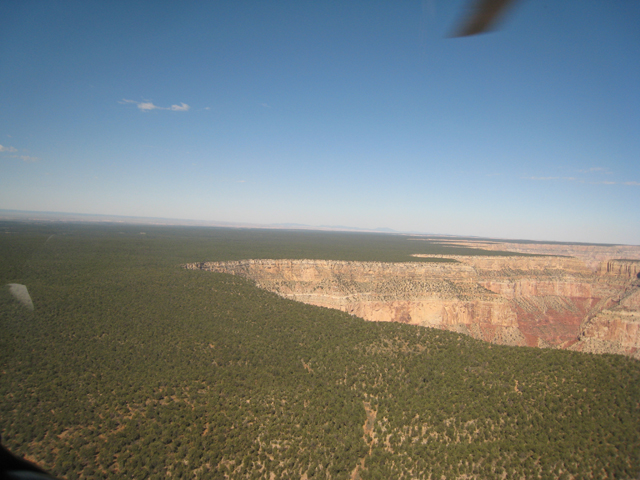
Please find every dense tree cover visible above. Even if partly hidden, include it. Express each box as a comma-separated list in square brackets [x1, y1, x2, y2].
[1, 221, 639, 479]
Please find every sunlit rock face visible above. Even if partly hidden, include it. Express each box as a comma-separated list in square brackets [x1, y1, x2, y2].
[597, 259, 640, 279]
[186, 256, 640, 359]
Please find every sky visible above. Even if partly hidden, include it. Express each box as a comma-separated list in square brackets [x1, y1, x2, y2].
[1, 1, 639, 244]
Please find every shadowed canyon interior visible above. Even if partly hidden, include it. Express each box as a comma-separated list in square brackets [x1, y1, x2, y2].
[186, 242, 640, 359]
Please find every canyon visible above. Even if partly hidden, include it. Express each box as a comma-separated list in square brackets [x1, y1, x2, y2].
[185, 242, 640, 359]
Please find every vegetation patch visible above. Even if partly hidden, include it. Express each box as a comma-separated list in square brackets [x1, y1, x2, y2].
[1, 222, 639, 479]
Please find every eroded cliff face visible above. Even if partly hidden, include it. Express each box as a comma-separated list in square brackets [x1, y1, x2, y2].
[411, 239, 640, 270]
[185, 256, 640, 359]
[570, 276, 640, 357]
[597, 259, 640, 278]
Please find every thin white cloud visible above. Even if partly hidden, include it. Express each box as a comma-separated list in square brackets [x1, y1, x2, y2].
[170, 103, 190, 111]
[578, 167, 613, 174]
[523, 176, 579, 182]
[119, 98, 145, 108]
[9, 155, 38, 162]
[260, 103, 271, 108]
[0, 144, 18, 153]
[586, 180, 640, 186]
[120, 99, 190, 112]
[138, 101, 161, 111]
[526, 177, 640, 186]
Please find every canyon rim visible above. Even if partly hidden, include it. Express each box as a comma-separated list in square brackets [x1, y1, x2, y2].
[185, 240, 640, 359]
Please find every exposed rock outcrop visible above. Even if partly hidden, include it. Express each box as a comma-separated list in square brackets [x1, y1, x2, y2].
[597, 259, 640, 279]
[412, 239, 640, 270]
[185, 255, 640, 359]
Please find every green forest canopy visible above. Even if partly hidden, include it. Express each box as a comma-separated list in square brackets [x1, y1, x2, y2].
[1, 221, 639, 479]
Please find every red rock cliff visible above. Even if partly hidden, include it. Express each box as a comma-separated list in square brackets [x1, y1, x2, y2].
[185, 255, 640, 359]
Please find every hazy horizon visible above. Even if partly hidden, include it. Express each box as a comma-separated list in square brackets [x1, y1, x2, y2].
[3, 208, 638, 247]
[1, 1, 639, 244]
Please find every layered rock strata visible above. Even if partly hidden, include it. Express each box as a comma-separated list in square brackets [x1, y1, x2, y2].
[185, 256, 640, 359]
[411, 239, 640, 270]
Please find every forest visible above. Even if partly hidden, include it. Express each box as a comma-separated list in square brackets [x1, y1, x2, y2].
[1, 221, 639, 479]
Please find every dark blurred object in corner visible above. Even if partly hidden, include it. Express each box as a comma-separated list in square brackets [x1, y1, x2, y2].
[452, 0, 519, 37]
[0, 436, 59, 480]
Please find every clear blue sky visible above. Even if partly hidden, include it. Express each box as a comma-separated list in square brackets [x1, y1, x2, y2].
[1, 1, 639, 244]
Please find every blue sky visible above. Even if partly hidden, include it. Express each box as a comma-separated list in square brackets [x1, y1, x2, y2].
[1, 1, 639, 244]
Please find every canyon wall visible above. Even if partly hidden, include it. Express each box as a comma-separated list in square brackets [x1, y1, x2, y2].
[411, 239, 640, 270]
[597, 259, 640, 279]
[185, 256, 640, 359]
